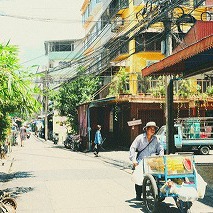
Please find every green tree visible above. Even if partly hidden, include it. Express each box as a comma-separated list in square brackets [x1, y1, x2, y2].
[108, 67, 129, 96]
[52, 67, 100, 132]
[0, 43, 41, 144]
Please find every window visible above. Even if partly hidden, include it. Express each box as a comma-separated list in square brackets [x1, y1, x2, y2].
[87, 3, 91, 17]
[101, 10, 109, 29]
[135, 32, 161, 52]
[82, 13, 86, 24]
[134, 0, 149, 5]
[49, 41, 74, 52]
[194, 0, 205, 7]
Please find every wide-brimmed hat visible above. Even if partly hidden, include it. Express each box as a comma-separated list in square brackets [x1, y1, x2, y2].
[143, 121, 159, 131]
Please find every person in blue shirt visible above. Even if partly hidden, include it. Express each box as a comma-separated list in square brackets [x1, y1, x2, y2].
[94, 125, 102, 157]
[129, 121, 164, 201]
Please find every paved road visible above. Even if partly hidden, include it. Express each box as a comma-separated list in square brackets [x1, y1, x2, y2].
[2, 137, 139, 213]
[0, 136, 213, 213]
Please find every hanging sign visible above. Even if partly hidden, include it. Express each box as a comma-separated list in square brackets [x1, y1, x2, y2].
[127, 119, 142, 127]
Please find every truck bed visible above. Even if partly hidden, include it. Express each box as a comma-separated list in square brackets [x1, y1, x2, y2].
[182, 138, 213, 145]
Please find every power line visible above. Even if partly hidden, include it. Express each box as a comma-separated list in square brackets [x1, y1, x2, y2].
[47, 0, 141, 75]
[0, 13, 83, 23]
[20, 54, 46, 65]
[48, 0, 200, 87]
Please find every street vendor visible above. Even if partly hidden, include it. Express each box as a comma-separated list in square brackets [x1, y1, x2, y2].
[129, 121, 164, 201]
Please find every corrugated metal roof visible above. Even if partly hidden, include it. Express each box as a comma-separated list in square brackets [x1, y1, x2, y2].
[142, 35, 213, 77]
[173, 21, 213, 54]
[142, 21, 213, 77]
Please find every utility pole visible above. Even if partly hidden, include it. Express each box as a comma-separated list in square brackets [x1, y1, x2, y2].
[128, 0, 138, 95]
[44, 68, 49, 141]
[163, 8, 175, 154]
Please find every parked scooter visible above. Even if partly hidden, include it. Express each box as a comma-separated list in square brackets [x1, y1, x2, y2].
[70, 135, 82, 151]
[64, 134, 82, 151]
[52, 133, 59, 144]
[64, 133, 72, 149]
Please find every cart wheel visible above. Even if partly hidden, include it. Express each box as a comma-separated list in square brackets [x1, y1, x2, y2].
[142, 174, 158, 213]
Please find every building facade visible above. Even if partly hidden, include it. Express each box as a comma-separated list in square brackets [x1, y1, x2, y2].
[76, 0, 213, 149]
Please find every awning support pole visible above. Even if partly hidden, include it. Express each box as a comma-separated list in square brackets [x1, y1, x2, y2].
[166, 79, 175, 154]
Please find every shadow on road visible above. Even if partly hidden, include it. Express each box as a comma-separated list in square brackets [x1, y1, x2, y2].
[1, 186, 34, 198]
[0, 171, 34, 183]
[125, 198, 143, 210]
[125, 198, 180, 213]
[197, 186, 213, 208]
[196, 164, 213, 208]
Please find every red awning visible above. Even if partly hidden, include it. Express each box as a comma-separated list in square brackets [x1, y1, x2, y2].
[142, 35, 213, 77]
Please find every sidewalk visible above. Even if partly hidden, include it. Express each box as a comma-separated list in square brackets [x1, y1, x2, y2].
[86, 150, 133, 173]
[39, 136, 213, 170]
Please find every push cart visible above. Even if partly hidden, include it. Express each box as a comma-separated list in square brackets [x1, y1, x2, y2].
[142, 153, 198, 213]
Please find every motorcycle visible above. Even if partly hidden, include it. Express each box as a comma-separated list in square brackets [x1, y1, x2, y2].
[64, 133, 72, 149]
[52, 133, 59, 144]
[70, 135, 82, 151]
[64, 134, 82, 151]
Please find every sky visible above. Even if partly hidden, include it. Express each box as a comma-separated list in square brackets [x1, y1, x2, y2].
[0, 0, 85, 69]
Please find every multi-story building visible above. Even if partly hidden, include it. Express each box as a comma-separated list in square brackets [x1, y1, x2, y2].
[44, 39, 83, 68]
[43, 39, 83, 141]
[44, 39, 83, 87]
[80, 0, 209, 93]
[78, 0, 213, 149]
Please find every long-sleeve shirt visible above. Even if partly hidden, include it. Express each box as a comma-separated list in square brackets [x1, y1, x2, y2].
[94, 130, 102, 145]
[129, 133, 164, 163]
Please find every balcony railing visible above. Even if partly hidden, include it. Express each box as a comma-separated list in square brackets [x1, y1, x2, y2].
[94, 76, 213, 100]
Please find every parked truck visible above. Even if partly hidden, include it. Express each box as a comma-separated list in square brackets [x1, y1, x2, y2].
[156, 117, 213, 155]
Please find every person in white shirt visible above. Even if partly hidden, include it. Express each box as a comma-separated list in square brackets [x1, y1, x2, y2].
[129, 121, 164, 201]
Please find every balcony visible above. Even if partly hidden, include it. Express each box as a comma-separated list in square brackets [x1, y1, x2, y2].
[109, 0, 129, 19]
[108, 37, 129, 61]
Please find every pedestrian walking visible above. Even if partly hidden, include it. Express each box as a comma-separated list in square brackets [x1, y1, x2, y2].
[20, 125, 27, 147]
[129, 121, 164, 201]
[35, 125, 38, 137]
[94, 125, 102, 157]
